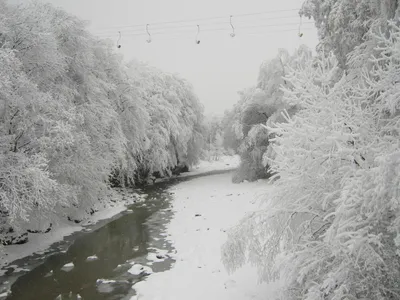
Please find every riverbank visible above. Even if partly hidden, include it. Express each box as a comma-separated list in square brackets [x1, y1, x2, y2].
[132, 172, 280, 300]
[0, 155, 239, 274]
[0, 191, 140, 274]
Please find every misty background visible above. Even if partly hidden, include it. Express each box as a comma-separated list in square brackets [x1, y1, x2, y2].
[11, 0, 319, 114]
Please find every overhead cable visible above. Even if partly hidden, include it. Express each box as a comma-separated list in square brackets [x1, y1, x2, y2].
[96, 21, 314, 39]
[93, 8, 301, 32]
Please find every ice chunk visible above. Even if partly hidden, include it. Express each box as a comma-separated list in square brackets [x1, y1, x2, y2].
[128, 264, 152, 275]
[86, 255, 99, 262]
[96, 279, 116, 284]
[61, 262, 74, 272]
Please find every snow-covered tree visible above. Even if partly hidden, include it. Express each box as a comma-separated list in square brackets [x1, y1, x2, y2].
[0, 0, 205, 242]
[0, 47, 70, 237]
[126, 61, 204, 181]
[223, 20, 400, 300]
[228, 47, 313, 183]
[301, 0, 400, 68]
[202, 115, 226, 161]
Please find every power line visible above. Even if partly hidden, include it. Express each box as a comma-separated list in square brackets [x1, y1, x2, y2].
[94, 14, 304, 36]
[95, 21, 314, 39]
[141, 27, 315, 41]
[97, 27, 315, 45]
[240, 27, 314, 37]
[92, 8, 301, 32]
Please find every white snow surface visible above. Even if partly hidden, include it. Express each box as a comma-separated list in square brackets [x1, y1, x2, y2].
[132, 173, 280, 300]
[146, 249, 169, 263]
[128, 264, 153, 275]
[182, 155, 240, 177]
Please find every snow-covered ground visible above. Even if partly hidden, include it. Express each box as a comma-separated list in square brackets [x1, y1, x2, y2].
[132, 173, 280, 300]
[182, 155, 240, 176]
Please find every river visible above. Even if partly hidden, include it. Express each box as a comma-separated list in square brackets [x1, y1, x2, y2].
[0, 171, 233, 300]
[0, 177, 183, 300]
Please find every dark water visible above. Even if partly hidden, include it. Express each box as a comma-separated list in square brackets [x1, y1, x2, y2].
[0, 183, 177, 300]
[0, 170, 233, 300]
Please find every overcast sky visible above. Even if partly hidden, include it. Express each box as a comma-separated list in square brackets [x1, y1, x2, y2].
[12, 0, 319, 115]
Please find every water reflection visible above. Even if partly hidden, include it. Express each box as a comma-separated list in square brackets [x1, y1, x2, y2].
[1, 170, 233, 300]
[4, 186, 172, 300]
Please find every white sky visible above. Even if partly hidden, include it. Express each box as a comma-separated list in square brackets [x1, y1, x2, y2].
[11, 0, 319, 115]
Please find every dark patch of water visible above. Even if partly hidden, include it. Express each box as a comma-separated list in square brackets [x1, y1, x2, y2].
[0, 169, 234, 300]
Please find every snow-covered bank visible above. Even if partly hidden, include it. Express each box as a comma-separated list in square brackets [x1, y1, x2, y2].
[132, 173, 280, 300]
[0, 156, 239, 273]
[182, 155, 240, 177]
[0, 191, 139, 272]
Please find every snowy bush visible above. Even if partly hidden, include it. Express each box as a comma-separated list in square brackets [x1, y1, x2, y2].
[227, 47, 313, 183]
[300, 0, 400, 68]
[223, 21, 400, 300]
